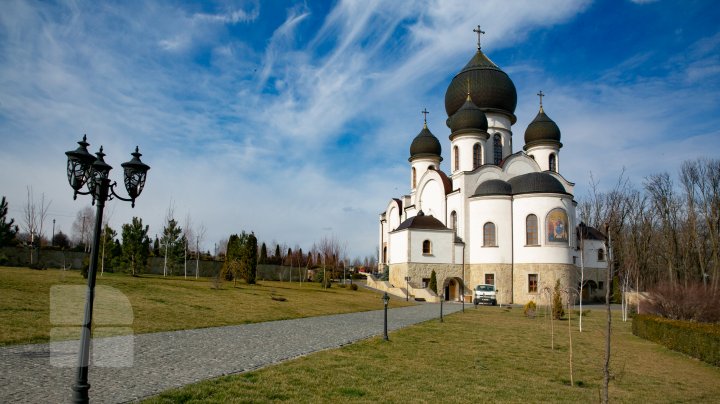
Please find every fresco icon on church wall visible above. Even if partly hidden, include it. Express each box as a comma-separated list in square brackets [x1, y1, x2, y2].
[546, 208, 568, 243]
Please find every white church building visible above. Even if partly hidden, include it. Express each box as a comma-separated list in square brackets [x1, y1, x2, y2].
[378, 31, 607, 305]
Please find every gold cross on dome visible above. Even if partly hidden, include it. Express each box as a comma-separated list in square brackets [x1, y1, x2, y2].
[421, 108, 429, 124]
[537, 90, 545, 109]
[473, 25, 485, 50]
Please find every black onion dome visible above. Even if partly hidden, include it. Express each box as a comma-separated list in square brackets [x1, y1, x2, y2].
[444, 49, 517, 121]
[472, 179, 512, 197]
[448, 94, 488, 134]
[524, 108, 562, 149]
[409, 124, 442, 161]
[508, 172, 568, 195]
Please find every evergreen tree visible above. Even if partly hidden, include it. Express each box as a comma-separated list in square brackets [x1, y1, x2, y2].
[152, 236, 160, 256]
[0, 196, 18, 247]
[246, 232, 258, 284]
[553, 279, 565, 319]
[121, 217, 151, 276]
[52, 230, 70, 249]
[101, 224, 119, 271]
[429, 270, 438, 294]
[259, 242, 267, 264]
[160, 218, 184, 275]
[274, 244, 281, 264]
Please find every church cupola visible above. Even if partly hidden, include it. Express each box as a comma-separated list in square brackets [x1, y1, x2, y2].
[448, 85, 489, 173]
[409, 109, 442, 191]
[444, 27, 516, 170]
[523, 91, 563, 173]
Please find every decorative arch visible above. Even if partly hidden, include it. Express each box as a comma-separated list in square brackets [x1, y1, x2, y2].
[493, 134, 502, 165]
[526, 214, 538, 245]
[545, 208, 568, 244]
[473, 143, 482, 169]
[483, 222, 496, 247]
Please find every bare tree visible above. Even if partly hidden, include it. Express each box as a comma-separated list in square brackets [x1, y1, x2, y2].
[194, 223, 206, 279]
[22, 187, 52, 264]
[183, 213, 193, 279]
[72, 206, 95, 252]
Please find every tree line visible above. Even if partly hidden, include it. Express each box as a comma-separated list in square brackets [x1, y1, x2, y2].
[579, 158, 720, 297]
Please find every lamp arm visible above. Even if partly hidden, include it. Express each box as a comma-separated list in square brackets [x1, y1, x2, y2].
[107, 182, 137, 207]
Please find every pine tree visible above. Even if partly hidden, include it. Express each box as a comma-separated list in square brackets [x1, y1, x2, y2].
[121, 217, 150, 276]
[429, 270, 438, 294]
[259, 242, 267, 264]
[0, 196, 18, 247]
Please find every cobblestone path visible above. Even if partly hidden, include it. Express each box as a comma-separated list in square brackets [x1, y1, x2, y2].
[0, 303, 462, 403]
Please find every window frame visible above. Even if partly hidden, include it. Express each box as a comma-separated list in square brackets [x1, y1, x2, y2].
[483, 222, 497, 247]
[526, 214, 539, 246]
[493, 134, 502, 165]
[528, 274, 538, 293]
[422, 239, 432, 255]
[473, 143, 482, 169]
[453, 146, 460, 171]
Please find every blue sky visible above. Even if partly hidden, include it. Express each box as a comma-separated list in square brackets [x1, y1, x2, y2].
[1, 0, 719, 260]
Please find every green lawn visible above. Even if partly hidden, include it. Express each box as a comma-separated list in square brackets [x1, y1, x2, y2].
[0, 266, 410, 346]
[146, 307, 720, 403]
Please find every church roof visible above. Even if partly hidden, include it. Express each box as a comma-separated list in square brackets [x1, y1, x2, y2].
[444, 49, 517, 122]
[472, 179, 512, 197]
[447, 93, 488, 136]
[409, 124, 442, 161]
[524, 107, 562, 149]
[394, 211, 449, 231]
[578, 222, 606, 241]
[507, 172, 569, 195]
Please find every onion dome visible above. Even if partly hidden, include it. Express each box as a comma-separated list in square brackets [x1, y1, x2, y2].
[447, 93, 488, 135]
[524, 106, 562, 149]
[444, 49, 517, 122]
[409, 123, 442, 161]
[472, 179, 512, 197]
[508, 172, 568, 195]
[395, 210, 449, 231]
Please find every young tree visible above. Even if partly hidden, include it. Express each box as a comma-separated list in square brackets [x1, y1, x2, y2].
[121, 217, 150, 276]
[160, 207, 184, 277]
[0, 196, 19, 247]
[552, 279, 565, 320]
[21, 187, 51, 263]
[101, 224, 118, 276]
[72, 206, 94, 252]
[429, 270, 438, 294]
[194, 223, 206, 279]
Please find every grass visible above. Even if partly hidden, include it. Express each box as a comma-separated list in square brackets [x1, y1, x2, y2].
[0, 266, 411, 346]
[146, 307, 720, 403]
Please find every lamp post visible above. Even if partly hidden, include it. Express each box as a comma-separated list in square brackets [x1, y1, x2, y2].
[65, 135, 150, 403]
[382, 292, 390, 341]
[52, 219, 56, 247]
[440, 292, 444, 323]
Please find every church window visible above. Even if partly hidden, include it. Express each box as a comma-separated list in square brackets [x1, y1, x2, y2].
[454, 146, 459, 171]
[530, 154, 535, 160]
[473, 143, 482, 169]
[428, 165, 435, 170]
[598, 248, 605, 261]
[549, 153, 557, 172]
[450, 211, 458, 237]
[422, 240, 432, 255]
[598, 281, 604, 290]
[493, 134, 502, 165]
[526, 214, 539, 245]
[528, 274, 538, 293]
[545, 208, 568, 244]
[483, 222, 496, 247]
[412, 167, 417, 189]
[485, 273, 495, 285]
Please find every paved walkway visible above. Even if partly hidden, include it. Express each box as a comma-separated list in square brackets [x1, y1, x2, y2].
[0, 303, 462, 403]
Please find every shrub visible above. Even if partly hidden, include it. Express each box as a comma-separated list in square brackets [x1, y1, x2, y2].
[429, 270, 438, 294]
[350, 283, 358, 291]
[641, 282, 720, 323]
[523, 300, 537, 318]
[633, 314, 720, 367]
[552, 279, 565, 320]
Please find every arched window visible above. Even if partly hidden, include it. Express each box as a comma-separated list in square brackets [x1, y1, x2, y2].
[526, 214, 538, 245]
[383, 246, 387, 264]
[450, 211, 457, 237]
[473, 143, 482, 169]
[412, 167, 417, 189]
[453, 146, 459, 171]
[549, 153, 557, 172]
[422, 240, 432, 255]
[483, 222, 496, 247]
[428, 165, 435, 171]
[598, 248, 605, 261]
[493, 134, 502, 165]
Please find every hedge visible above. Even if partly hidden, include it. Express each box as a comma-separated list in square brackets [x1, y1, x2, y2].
[632, 314, 720, 367]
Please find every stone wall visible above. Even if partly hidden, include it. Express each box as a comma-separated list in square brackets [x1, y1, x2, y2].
[513, 263, 576, 306]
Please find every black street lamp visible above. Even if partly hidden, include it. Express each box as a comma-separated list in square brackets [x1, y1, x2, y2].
[440, 292, 444, 323]
[382, 292, 390, 341]
[404, 276, 411, 301]
[65, 135, 150, 403]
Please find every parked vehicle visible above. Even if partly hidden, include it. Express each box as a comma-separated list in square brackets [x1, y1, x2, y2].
[473, 284, 497, 306]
